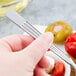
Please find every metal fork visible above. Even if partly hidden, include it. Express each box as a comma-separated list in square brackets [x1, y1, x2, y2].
[6, 10, 76, 71]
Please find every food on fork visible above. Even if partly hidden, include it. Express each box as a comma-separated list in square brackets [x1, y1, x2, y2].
[45, 21, 72, 43]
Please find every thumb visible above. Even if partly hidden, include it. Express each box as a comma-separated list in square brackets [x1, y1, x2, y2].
[16, 33, 53, 67]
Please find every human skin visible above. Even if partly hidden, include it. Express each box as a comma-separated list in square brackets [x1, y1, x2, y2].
[0, 33, 53, 76]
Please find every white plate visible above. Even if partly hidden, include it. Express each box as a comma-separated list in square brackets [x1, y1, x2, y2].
[23, 25, 71, 76]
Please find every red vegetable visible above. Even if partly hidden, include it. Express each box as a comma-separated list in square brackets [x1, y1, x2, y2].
[65, 33, 76, 58]
[52, 61, 65, 76]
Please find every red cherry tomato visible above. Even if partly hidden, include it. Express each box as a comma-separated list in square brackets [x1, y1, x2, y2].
[65, 33, 76, 58]
[52, 61, 65, 76]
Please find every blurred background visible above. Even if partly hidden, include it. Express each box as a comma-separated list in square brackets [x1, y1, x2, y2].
[0, 0, 76, 38]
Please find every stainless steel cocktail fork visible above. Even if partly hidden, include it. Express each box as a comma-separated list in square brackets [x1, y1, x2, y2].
[6, 10, 76, 72]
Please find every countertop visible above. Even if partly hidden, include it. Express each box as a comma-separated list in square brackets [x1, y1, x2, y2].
[0, 0, 76, 38]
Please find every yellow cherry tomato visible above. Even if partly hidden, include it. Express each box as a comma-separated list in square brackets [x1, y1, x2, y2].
[45, 21, 73, 43]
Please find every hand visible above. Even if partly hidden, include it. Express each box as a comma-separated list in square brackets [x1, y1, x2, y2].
[0, 33, 53, 76]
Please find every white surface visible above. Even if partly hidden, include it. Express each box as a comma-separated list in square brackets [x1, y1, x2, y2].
[24, 25, 71, 76]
